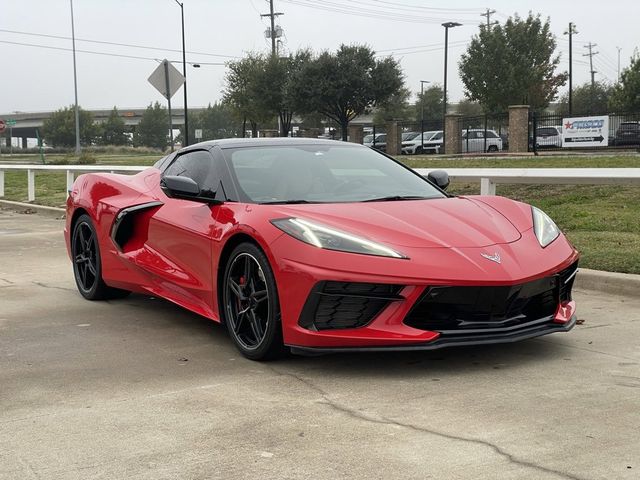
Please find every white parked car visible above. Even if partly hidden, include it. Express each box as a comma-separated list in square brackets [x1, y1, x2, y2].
[363, 133, 387, 152]
[401, 131, 441, 155]
[461, 129, 503, 153]
[536, 126, 562, 148]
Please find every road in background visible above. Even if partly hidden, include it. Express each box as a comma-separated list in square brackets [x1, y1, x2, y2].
[1, 208, 639, 480]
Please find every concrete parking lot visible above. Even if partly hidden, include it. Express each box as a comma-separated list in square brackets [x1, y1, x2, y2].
[1, 207, 639, 480]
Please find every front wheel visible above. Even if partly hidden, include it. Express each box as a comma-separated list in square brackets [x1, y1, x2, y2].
[487, 145, 499, 152]
[222, 243, 284, 360]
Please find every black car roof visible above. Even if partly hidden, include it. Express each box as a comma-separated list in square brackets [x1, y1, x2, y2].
[188, 137, 360, 150]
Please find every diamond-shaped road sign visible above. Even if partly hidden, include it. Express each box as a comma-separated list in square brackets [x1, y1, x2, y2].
[148, 59, 185, 100]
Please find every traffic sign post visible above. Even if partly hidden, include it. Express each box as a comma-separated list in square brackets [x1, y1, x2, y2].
[148, 59, 185, 152]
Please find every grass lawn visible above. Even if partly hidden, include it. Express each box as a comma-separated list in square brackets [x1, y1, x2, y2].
[1, 153, 639, 274]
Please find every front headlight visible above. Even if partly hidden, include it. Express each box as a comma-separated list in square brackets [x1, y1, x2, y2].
[271, 217, 408, 259]
[532, 206, 560, 247]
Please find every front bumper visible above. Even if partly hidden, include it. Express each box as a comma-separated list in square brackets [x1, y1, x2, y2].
[289, 314, 577, 354]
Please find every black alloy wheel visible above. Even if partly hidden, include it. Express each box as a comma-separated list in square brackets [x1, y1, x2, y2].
[415, 146, 424, 155]
[223, 243, 284, 360]
[71, 214, 129, 300]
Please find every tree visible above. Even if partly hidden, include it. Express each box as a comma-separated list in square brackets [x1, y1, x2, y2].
[414, 85, 444, 124]
[455, 98, 484, 117]
[180, 102, 241, 142]
[42, 106, 96, 148]
[134, 102, 168, 150]
[97, 107, 129, 145]
[459, 13, 567, 113]
[557, 81, 613, 116]
[290, 44, 404, 140]
[373, 87, 413, 124]
[223, 54, 270, 137]
[610, 52, 640, 112]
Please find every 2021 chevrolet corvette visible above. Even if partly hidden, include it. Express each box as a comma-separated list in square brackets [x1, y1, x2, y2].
[65, 138, 578, 360]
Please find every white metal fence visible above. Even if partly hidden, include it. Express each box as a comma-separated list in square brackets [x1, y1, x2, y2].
[1, 164, 640, 202]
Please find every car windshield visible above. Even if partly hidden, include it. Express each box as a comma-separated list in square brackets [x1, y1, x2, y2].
[402, 132, 420, 141]
[363, 134, 374, 143]
[223, 144, 446, 204]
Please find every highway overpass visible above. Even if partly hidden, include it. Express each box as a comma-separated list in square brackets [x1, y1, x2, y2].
[0, 107, 206, 147]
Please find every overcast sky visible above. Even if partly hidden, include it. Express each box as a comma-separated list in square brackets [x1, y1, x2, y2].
[1, 0, 638, 114]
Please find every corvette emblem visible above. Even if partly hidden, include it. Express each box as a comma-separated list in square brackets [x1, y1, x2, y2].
[481, 252, 501, 264]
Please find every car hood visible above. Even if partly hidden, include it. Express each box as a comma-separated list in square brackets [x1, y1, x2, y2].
[271, 197, 522, 248]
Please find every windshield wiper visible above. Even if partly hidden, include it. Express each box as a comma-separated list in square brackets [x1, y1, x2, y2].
[361, 195, 430, 202]
[259, 199, 314, 205]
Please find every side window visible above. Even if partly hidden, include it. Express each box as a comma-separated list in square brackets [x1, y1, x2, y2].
[164, 150, 218, 190]
[487, 131, 498, 139]
[475, 131, 485, 139]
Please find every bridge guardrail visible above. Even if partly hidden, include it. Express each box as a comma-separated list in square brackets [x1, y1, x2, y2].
[1, 164, 639, 202]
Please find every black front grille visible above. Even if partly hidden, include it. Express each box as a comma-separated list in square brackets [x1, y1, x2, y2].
[299, 282, 403, 331]
[405, 262, 578, 335]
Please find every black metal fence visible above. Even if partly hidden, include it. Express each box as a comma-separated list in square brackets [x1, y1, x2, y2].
[457, 113, 509, 153]
[530, 111, 640, 153]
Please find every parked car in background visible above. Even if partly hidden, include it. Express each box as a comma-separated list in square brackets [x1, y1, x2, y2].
[422, 130, 443, 154]
[363, 133, 387, 152]
[536, 126, 563, 149]
[401, 130, 441, 155]
[461, 129, 503, 153]
[614, 121, 640, 146]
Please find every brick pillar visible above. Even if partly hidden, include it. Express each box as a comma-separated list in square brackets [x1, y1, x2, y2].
[385, 121, 402, 155]
[348, 124, 364, 144]
[444, 114, 462, 154]
[508, 105, 530, 153]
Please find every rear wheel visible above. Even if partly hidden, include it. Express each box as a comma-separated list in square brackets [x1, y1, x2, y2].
[222, 243, 284, 360]
[487, 145, 499, 152]
[72, 214, 130, 300]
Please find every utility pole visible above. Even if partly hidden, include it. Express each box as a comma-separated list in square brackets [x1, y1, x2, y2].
[583, 42, 599, 89]
[617, 46, 622, 83]
[69, 0, 81, 155]
[583, 42, 599, 113]
[480, 8, 497, 28]
[261, 0, 283, 57]
[564, 22, 577, 116]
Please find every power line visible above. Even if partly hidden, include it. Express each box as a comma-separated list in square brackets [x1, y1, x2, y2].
[278, 0, 475, 24]
[376, 39, 468, 53]
[0, 39, 224, 65]
[346, 0, 483, 15]
[0, 28, 240, 59]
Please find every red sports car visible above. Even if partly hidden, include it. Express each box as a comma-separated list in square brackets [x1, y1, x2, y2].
[65, 138, 578, 360]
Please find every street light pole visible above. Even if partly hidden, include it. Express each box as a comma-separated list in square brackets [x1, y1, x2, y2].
[441, 22, 462, 152]
[175, 0, 189, 147]
[564, 22, 578, 116]
[420, 80, 430, 152]
[70, 0, 81, 155]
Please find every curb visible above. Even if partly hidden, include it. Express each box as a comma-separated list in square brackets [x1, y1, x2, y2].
[1, 198, 639, 298]
[0, 199, 66, 218]
[574, 268, 640, 299]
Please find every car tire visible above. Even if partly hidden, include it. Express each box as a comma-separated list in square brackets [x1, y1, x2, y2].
[222, 242, 285, 361]
[487, 145, 499, 152]
[415, 146, 423, 155]
[71, 214, 130, 300]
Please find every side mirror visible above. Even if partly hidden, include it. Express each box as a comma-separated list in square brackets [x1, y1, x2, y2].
[161, 175, 221, 204]
[427, 170, 450, 191]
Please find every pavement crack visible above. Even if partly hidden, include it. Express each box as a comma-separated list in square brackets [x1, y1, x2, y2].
[32, 281, 75, 292]
[267, 365, 587, 480]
